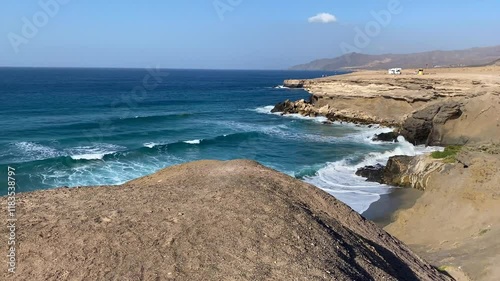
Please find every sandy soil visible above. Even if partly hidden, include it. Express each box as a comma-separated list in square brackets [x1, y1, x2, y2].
[0, 160, 451, 281]
[385, 146, 500, 281]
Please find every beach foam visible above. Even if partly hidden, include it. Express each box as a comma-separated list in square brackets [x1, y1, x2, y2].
[304, 136, 442, 213]
[254, 105, 328, 123]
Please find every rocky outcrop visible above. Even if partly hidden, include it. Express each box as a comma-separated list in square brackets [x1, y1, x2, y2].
[385, 147, 500, 281]
[355, 164, 385, 183]
[283, 79, 307, 88]
[400, 102, 462, 145]
[271, 99, 396, 125]
[271, 99, 318, 117]
[275, 68, 500, 281]
[357, 155, 447, 191]
[277, 68, 500, 145]
[0, 160, 451, 281]
[373, 131, 399, 142]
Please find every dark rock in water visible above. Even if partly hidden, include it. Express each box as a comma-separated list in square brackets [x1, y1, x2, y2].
[373, 131, 399, 142]
[271, 100, 292, 113]
[356, 164, 385, 183]
[325, 112, 336, 121]
[271, 99, 316, 116]
[401, 102, 462, 145]
[383, 156, 414, 187]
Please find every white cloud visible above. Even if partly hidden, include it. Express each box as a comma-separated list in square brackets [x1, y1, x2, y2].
[308, 13, 337, 24]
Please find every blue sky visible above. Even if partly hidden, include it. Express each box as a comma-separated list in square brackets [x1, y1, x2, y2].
[1, 0, 499, 69]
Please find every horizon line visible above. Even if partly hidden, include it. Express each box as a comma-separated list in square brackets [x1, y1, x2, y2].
[0, 65, 339, 72]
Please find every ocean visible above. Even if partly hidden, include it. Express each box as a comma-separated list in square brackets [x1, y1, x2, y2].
[0, 68, 434, 213]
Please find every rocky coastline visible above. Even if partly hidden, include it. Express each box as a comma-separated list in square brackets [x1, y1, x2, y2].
[277, 67, 500, 280]
[2, 67, 498, 281]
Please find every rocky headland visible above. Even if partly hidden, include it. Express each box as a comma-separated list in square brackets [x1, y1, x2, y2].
[0, 160, 451, 281]
[280, 67, 500, 146]
[275, 66, 500, 281]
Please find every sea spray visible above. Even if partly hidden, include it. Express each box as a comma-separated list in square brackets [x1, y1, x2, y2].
[304, 136, 442, 213]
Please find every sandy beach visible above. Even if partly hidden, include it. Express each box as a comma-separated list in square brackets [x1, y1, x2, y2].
[363, 187, 423, 227]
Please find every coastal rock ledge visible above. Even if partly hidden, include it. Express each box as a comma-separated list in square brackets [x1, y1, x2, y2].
[0, 160, 451, 281]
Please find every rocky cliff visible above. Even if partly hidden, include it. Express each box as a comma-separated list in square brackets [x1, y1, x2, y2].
[356, 155, 446, 191]
[277, 67, 500, 280]
[277, 67, 500, 146]
[385, 146, 500, 281]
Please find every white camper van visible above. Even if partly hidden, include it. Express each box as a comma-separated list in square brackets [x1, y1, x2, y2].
[388, 68, 402, 75]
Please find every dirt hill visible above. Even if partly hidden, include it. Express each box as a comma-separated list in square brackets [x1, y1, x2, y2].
[1, 160, 450, 281]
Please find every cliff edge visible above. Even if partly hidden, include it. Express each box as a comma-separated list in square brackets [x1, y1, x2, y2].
[281, 67, 500, 145]
[0, 160, 450, 281]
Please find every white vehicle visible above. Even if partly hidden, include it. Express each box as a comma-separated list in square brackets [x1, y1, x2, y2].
[388, 68, 402, 75]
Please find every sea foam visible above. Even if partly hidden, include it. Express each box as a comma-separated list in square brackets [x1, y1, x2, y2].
[184, 139, 202, 145]
[304, 136, 442, 213]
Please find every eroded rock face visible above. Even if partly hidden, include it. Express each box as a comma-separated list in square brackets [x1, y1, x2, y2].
[383, 156, 415, 188]
[283, 79, 306, 88]
[271, 99, 293, 113]
[401, 102, 462, 145]
[271, 99, 317, 117]
[357, 155, 446, 191]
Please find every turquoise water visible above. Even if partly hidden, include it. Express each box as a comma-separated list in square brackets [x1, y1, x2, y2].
[0, 68, 429, 213]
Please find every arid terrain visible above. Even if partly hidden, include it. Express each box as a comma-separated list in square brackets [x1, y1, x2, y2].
[276, 66, 500, 281]
[386, 144, 500, 281]
[0, 160, 451, 281]
[283, 66, 500, 145]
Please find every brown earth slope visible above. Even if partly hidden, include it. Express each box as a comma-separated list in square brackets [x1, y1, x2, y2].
[1, 160, 451, 281]
[385, 146, 500, 281]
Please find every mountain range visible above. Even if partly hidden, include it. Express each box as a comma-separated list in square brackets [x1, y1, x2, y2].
[290, 45, 500, 71]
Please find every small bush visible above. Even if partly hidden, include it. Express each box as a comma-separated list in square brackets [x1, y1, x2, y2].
[479, 228, 491, 236]
[436, 265, 448, 272]
[431, 146, 462, 163]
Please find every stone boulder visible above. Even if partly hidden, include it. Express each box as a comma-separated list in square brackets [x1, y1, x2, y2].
[373, 131, 399, 142]
[382, 156, 415, 187]
[271, 99, 293, 113]
[355, 164, 385, 183]
[356, 155, 446, 191]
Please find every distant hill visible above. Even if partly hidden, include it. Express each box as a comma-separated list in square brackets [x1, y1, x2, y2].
[290, 45, 500, 71]
[490, 58, 500, 66]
